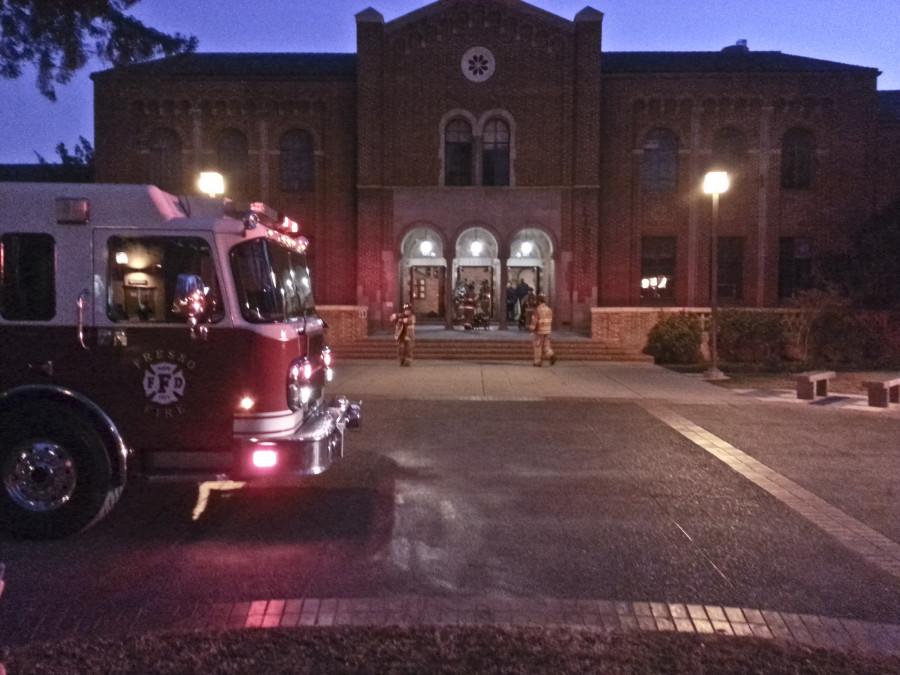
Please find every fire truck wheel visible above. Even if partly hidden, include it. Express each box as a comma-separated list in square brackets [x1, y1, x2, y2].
[0, 403, 123, 539]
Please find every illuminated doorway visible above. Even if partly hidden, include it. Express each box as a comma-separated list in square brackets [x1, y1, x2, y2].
[453, 227, 499, 328]
[506, 228, 554, 329]
[400, 227, 446, 322]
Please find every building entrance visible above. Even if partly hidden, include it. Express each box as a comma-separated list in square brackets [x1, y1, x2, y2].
[408, 265, 446, 320]
[400, 227, 447, 322]
[506, 228, 554, 330]
[453, 227, 499, 329]
[453, 265, 494, 328]
[399, 226, 554, 331]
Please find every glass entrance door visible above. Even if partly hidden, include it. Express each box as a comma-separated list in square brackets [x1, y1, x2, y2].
[407, 265, 445, 321]
[507, 266, 541, 328]
[507, 229, 554, 330]
[453, 265, 494, 328]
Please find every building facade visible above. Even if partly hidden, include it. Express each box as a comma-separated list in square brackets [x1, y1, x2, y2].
[92, 0, 900, 330]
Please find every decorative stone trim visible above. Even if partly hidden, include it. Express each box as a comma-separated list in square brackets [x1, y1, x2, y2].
[461, 47, 496, 83]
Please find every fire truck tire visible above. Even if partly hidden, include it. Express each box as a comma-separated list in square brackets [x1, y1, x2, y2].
[0, 403, 123, 539]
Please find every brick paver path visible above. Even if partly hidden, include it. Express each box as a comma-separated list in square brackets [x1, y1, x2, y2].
[91, 596, 900, 657]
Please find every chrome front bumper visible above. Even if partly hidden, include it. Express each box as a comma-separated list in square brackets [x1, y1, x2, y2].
[235, 397, 362, 479]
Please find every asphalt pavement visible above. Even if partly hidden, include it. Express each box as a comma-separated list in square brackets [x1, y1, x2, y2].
[2, 362, 899, 647]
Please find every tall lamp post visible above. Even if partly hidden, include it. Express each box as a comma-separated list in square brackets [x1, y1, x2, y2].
[703, 170, 730, 381]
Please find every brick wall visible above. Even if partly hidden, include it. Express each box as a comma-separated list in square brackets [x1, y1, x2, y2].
[92, 0, 900, 337]
[876, 120, 900, 211]
[318, 305, 369, 345]
[93, 73, 359, 305]
[600, 71, 880, 309]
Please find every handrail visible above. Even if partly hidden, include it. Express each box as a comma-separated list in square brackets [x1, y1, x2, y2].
[77, 290, 89, 351]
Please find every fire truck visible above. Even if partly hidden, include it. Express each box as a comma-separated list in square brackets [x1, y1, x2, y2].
[0, 182, 361, 538]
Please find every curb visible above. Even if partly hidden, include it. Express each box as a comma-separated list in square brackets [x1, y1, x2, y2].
[137, 596, 900, 658]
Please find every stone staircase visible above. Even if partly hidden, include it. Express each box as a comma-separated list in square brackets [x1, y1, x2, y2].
[333, 338, 652, 362]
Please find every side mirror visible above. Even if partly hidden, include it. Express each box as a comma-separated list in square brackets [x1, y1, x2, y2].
[173, 274, 210, 340]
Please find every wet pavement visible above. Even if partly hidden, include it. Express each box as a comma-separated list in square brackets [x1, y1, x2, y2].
[2, 363, 900, 647]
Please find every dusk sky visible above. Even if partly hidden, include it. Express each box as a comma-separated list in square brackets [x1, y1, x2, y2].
[1, 0, 897, 163]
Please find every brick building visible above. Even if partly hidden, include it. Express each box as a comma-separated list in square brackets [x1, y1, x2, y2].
[92, 0, 900, 330]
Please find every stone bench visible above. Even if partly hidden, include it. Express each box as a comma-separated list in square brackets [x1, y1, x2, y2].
[862, 376, 900, 408]
[796, 370, 836, 400]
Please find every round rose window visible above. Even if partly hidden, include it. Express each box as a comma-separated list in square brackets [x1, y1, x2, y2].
[461, 47, 496, 83]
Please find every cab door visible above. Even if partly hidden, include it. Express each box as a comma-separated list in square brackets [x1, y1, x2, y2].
[91, 229, 238, 459]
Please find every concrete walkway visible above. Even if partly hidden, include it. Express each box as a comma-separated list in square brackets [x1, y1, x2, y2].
[335, 360, 735, 403]
[8, 361, 900, 660]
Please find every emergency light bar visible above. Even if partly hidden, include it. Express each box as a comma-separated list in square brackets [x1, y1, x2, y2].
[249, 202, 279, 222]
[227, 200, 303, 237]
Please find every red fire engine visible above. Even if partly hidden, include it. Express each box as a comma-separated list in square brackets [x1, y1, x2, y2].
[0, 182, 361, 538]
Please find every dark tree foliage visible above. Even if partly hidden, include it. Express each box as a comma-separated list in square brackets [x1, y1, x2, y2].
[823, 197, 900, 309]
[35, 135, 93, 167]
[1, 0, 197, 100]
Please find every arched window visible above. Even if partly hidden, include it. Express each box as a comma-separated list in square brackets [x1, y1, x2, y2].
[216, 128, 249, 196]
[482, 118, 510, 186]
[280, 129, 314, 192]
[147, 128, 182, 192]
[781, 128, 814, 189]
[640, 128, 679, 193]
[444, 119, 473, 186]
[711, 127, 746, 174]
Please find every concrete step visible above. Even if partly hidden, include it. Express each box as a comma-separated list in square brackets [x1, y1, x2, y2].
[334, 340, 651, 362]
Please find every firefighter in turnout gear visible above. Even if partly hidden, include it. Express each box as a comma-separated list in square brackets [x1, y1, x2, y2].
[391, 304, 416, 366]
[529, 294, 556, 367]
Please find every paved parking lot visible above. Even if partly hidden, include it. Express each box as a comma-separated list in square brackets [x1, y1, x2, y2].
[1, 362, 899, 653]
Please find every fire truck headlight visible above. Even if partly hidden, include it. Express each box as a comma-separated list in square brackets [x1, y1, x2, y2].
[325, 368, 334, 383]
[238, 396, 256, 411]
[322, 348, 333, 368]
[300, 386, 313, 404]
[302, 361, 313, 381]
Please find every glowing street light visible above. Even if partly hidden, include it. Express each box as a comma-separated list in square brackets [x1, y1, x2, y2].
[470, 240, 484, 257]
[198, 171, 225, 198]
[703, 170, 730, 381]
[703, 171, 730, 196]
[419, 240, 434, 256]
[520, 241, 535, 257]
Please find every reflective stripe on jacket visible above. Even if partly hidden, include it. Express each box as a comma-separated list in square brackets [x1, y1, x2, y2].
[531, 303, 553, 335]
[394, 313, 415, 341]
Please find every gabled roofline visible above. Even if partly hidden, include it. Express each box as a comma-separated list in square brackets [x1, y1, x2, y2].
[385, 0, 573, 34]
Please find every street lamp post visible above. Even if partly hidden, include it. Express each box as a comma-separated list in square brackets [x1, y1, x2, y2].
[703, 171, 730, 381]
[198, 171, 225, 199]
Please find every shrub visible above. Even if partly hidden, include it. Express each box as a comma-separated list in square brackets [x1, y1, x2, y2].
[808, 307, 884, 366]
[644, 312, 702, 364]
[791, 289, 887, 366]
[717, 310, 787, 365]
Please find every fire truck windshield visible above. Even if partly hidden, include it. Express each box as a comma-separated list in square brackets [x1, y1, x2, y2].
[230, 238, 316, 323]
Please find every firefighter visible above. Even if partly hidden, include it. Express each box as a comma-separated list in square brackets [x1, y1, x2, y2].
[529, 294, 556, 367]
[391, 304, 416, 366]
